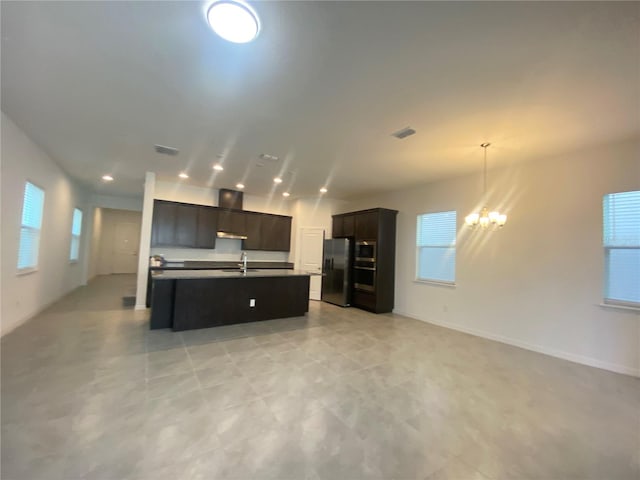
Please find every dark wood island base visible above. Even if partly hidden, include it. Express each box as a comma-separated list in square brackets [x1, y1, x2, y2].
[150, 270, 311, 331]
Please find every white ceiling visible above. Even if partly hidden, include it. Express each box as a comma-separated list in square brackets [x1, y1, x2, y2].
[2, 1, 639, 199]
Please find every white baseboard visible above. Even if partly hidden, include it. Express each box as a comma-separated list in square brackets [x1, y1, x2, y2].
[394, 310, 640, 378]
[134, 304, 147, 311]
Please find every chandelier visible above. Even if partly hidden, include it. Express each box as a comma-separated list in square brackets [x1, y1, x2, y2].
[465, 143, 507, 229]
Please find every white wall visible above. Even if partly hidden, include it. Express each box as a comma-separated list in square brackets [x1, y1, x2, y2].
[88, 207, 103, 281]
[91, 194, 143, 212]
[343, 138, 640, 376]
[1, 112, 89, 335]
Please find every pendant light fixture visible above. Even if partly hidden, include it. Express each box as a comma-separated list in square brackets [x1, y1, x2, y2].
[465, 143, 507, 229]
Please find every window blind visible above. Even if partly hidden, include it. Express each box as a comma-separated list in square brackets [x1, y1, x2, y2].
[17, 182, 45, 270]
[70, 208, 83, 261]
[603, 191, 640, 306]
[416, 210, 457, 283]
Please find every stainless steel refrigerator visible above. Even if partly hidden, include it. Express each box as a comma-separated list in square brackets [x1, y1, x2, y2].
[321, 238, 352, 307]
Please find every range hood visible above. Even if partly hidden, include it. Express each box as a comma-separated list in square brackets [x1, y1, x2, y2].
[216, 231, 247, 240]
[216, 189, 247, 240]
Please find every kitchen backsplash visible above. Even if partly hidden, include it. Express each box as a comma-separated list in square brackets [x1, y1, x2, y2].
[150, 238, 290, 263]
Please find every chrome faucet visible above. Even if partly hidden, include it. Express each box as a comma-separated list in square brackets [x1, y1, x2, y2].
[240, 251, 248, 273]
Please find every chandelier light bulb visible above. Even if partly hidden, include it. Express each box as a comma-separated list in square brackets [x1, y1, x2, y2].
[465, 143, 508, 230]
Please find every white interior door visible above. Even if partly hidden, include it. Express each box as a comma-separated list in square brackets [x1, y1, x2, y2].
[113, 221, 141, 274]
[299, 227, 325, 300]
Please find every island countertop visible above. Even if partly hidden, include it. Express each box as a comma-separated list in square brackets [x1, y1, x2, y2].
[152, 269, 315, 280]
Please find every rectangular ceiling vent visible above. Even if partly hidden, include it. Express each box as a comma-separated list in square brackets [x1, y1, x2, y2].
[154, 144, 179, 156]
[392, 127, 416, 140]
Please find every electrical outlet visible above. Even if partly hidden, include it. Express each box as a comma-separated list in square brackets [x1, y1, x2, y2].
[249, 299, 256, 307]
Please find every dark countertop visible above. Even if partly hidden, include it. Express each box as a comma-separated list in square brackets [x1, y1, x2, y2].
[150, 261, 294, 271]
[152, 269, 314, 280]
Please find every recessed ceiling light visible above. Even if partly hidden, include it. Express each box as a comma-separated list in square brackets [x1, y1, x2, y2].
[206, 0, 260, 44]
[102, 174, 114, 182]
[213, 164, 224, 171]
[273, 177, 283, 184]
[236, 183, 245, 189]
[282, 192, 290, 197]
[319, 187, 328, 193]
[178, 172, 189, 179]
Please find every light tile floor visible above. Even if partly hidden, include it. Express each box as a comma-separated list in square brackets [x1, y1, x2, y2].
[1, 275, 639, 480]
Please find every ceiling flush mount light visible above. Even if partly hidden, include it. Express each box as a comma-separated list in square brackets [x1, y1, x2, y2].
[282, 192, 290, 197]
[213, 164, 224, 171]
[236, 183, 245, 189]
[319, 187, 328, 194]
[206, 0, 260, 44]
[465, 143, 507, 229]
[273, 177, 283, 184]
[101, 174, 114, 182]
[178, 172, 189, 179]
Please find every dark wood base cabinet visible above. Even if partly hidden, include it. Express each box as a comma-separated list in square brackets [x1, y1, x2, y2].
[152, 275, 310, 331]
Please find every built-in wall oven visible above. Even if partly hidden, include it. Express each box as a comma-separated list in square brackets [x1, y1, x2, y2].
[354, 241, 376, 292]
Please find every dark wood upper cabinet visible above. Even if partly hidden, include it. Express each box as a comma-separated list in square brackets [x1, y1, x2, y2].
[264, 215, 291, 251]
[152, 200, 177, 247]
[273, 216, 292, 251]
[333, 216, 344, 238]
[331, 213, 357, 238]
[355, 211, 378, 240]
[151, 200, 291, 252]
[242, 213, 263, 250]
[175, 204, 198, 247]
[343, 214, 355, 237]
[244, 214, 291, 251]
[196, 206, 217, 249]
[218, 209, 247, 235]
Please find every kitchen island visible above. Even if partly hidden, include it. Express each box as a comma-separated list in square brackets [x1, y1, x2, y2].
[150, 269, 311, 331]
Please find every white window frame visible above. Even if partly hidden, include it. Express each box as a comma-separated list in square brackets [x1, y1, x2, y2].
[17, 181, 45, 274]
[603, 191, 640, 309]
[415, 210, 457, 286]
[69, 208, 83, 263]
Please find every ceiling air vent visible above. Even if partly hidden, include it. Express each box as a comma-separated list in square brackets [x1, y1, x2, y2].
[154, 144, 179, 156]
[391, 127, 416, 140]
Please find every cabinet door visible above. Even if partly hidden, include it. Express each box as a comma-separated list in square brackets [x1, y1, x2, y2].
[273, 216, 291, 251]
[230, 211, 247, 235]
[242, 213, 263, 250]
[343, 215, 355, 237]
[355, 211, 378, 240]
[218, 209, 247, 235]
[175, 204, 198, 247]
[151, 201, 177, 246]
[195, 206, 217, 249]
[332, 216, 344, 238]
[259, 215, 279, 250]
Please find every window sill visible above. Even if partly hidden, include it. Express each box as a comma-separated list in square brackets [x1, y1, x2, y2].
[414, 279, 456, 288]
[16, 267, 38, 276]
[70, 260, 79, 265]
[599, 303, 640, 313]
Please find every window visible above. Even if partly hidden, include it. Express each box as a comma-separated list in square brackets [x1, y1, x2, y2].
[70, 208, 83, 262]
[603, 191, 640, 307]
[416, 210, 457, 283]
[17, 182, 45, 271]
